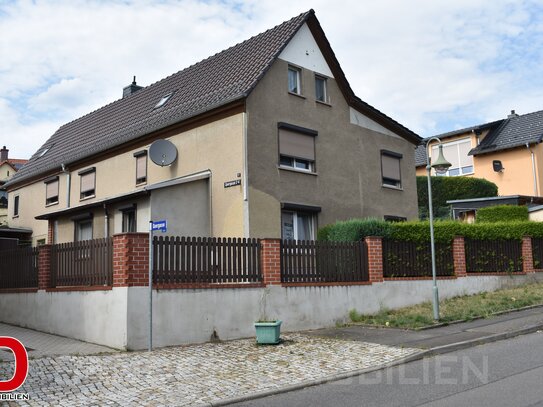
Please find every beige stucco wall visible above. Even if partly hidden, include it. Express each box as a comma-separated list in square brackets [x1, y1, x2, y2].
[529, 210, 543, 222]
[0, 163, 15, 183]
[9, 113, 245, 244]
[246, 58, 419, 238]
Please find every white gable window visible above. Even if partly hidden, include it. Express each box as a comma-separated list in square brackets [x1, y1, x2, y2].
[431, 138, 473, 176]
[315, 75, 327, 103]
[288, 66, 301, 94]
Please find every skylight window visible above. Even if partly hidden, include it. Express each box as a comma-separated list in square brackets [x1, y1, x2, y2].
[154, 93, 173, 109]
[38, 147, 50, 158]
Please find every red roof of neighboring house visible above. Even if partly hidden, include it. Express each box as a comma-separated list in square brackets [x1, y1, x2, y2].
[0, 159, 28, 171]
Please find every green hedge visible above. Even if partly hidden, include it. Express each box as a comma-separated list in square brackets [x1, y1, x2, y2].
[318, 218, 543, 243]
[417, 176, 498, 220]
[325, 218, 393, 242]
[476, 205, 529, 223]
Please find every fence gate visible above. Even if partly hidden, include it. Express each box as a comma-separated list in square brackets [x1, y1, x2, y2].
[0, 246, 39, 289]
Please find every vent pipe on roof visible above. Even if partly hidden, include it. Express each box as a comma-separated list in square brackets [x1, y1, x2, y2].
[0, 146, 8, 162]
[122, 76, 143, 98]
[508, 110, 519, 118]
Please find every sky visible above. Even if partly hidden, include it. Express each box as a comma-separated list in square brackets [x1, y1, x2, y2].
[1, 0, 542, 158]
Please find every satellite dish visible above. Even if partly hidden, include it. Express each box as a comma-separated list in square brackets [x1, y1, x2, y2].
[149, 139, 178, 167]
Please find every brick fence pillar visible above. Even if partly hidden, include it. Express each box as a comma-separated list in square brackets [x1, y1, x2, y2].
[47, 220, 55, 245]
[38, 244, 52, 290]
[365, 236, 383, 283]
[522, 236, 535, 274]
[452, 236, 467, 277]
[113, 233, 150, 287]
[261, 238, 281, 286]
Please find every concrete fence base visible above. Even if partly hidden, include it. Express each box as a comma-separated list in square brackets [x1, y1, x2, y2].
[1, 273, 542, 350]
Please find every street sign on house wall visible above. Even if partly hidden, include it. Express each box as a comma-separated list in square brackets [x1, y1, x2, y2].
[151, 220, 167, 233]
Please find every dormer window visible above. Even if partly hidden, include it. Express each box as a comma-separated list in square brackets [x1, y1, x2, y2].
[154, 93, 173, 109]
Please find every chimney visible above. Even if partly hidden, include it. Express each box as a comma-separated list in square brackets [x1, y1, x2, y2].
[508, 109, 519, 119]
[122, 76, 143, 98]
[0, 146, 8, 162]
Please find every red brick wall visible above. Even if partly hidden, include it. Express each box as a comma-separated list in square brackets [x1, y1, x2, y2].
[452, 236, 467, 277]
[47, 220, 54, 244]
[261, 239, 281, 285]
[38, 244, 52, 290]
[113, 233, 150, 287]
[365, 236, 383, 283]
[522, 236, 535, 274]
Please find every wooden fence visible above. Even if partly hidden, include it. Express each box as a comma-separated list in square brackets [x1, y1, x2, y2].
[382, 240, 454, 278]
[51, 238, 113, 287]
[0, 246, 39, 289]
[280, 240, 368, 283]
[532, 238, 543, 270]
[153, 236, 261, 284]
[464, 239, 522, 273]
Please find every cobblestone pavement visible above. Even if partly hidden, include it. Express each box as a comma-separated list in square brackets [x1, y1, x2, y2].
[2, 333, 419, 406]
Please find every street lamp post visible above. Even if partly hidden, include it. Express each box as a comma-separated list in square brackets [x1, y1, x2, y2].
[425, 137, 451, 321]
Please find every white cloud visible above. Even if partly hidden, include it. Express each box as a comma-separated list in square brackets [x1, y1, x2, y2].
[0, 0, 542, 158]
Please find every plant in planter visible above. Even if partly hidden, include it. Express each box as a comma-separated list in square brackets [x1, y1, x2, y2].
[254, 320, 282, 345]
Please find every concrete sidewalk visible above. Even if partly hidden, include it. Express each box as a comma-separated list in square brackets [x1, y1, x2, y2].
[308, 305, 543, 351]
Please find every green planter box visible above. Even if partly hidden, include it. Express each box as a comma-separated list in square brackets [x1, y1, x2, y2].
[254, 320, 282, 344]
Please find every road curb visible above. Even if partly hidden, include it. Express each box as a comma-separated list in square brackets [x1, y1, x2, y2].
[211, 323, 543, 406]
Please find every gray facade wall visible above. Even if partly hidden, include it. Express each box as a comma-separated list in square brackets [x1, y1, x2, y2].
[150, 179, 210, 237]
[246, 58, 418, 238]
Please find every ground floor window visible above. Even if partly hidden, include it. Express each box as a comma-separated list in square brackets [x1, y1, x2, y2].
[75, 219, 93, 241]
[122, 208, 137, 233]
[281, 211, 315, 240]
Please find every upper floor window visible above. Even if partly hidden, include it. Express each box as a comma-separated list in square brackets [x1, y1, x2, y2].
[13, 195, 19, 217]
[431, 138, 473, 176]
[278, 123, 317, 173]
[288, 66, 301, 95]
[45, 177, 59, 206]
[381, 150, 402, 189]
[134, 151, 147, 185]
[79, 167, 96, 200]
[315, 75, 327, 103]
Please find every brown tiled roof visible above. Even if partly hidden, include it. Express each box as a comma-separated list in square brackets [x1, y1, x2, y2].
[7, 9, 419, 188]
[7, 11, 312, 188]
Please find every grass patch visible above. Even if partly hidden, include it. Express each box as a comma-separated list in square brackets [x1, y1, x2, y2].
[349, 282, 543, 329]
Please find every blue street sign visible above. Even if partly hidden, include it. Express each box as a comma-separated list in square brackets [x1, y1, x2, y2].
[151, 220, 167, 233]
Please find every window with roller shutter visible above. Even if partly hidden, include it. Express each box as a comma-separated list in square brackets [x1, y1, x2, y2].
[79, 168, 96, 199]
[134, 150, 147, 185]
[278, 123, 317, 173]
[381, 150, 402, 189]
[45, 176, 59, 205]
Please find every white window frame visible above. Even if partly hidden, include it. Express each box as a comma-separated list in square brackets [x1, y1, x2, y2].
[279, 155, 314, 172]
[281, 211, 316, 241]
[288, 66, 302, 95]
[315, 75, 327, 103]
[431, 138, 474, 177]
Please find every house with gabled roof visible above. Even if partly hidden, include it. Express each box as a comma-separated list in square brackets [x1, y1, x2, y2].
[5, 10, 421, 246]
[0, 146, 28, 227]
[415, 109, 543, 197]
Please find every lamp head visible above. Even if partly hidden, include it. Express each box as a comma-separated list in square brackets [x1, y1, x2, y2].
[432, 144, 452, 174]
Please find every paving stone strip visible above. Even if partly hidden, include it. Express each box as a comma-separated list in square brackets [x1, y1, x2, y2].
[3, 334, 418, 406]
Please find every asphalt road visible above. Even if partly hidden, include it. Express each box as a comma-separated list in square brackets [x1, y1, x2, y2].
[232, 331, 543, 407]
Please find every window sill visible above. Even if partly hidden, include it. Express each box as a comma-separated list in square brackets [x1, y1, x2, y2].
[80, 195, 96, 202]
[316, 100, 332, 107]
[45, 202, 59, 208]
[12, 215, 19, 219]
[288, 92, 306, 100]
[136, 182, 147, 187]
[382, 184, 403, 191]
[278, 166, 318, 176]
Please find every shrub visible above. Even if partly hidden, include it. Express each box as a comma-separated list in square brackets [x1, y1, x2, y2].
[316, 224, 334, 241]
[320, 218, 543, 243]
[476, 205, 529, 223]
[326, 218, 393, 242]
[417, 176, 498, 220]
